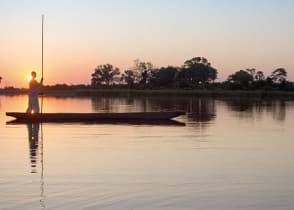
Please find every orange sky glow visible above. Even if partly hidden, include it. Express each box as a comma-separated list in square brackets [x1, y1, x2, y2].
[0, 0, 293, 88]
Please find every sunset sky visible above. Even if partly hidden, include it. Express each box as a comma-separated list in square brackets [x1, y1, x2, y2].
[0, 0, 293, 87]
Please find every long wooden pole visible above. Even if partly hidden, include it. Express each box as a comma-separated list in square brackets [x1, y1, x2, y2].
[42, 15, 44, 80]
[41, 15, 44, 114]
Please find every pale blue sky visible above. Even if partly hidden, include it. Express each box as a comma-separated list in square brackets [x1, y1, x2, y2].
[0, 0, 293, 86]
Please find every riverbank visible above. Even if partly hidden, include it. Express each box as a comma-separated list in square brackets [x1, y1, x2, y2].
[1, 88, 294, 98]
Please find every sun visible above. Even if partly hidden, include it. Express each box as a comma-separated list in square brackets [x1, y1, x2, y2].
[27, 75, 32, 82]
[27, 74, 33, 82]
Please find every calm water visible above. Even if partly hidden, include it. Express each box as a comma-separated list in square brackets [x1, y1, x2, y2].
[1, 94, 294, 210]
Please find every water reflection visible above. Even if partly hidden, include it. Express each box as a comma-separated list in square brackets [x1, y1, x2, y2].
[90, 95, 290, 126]
[91, 95, 149, 112]
[26, 122, 46, 208]
[91, 95, 216, 123]
[186, 98, 216, 122]
[27, 123, 40, 173]
[224, 97, 287, 121]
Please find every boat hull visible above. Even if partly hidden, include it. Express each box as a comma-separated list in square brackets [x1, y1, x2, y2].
[6, 111, 185, 123]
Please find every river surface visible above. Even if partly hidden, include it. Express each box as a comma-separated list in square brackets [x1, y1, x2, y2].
[0, 94, 294, 210]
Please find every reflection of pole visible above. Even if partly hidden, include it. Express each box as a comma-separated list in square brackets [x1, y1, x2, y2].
[40, 122, 45, 208]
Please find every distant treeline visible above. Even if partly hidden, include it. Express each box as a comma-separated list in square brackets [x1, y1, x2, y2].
[90, 57, 294, 91]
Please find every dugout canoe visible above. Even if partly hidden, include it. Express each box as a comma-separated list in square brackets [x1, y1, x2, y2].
[6, 111, 185, 122]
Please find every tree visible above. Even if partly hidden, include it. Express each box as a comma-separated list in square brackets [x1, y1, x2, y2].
[91, 64, 120, 86]
[246, 68, 256, 77]
[181, 57, 218, 84]
[150, 66, 179, 87]
[208, 67, 217, 82]
[121, 70, 136, 87]
[134, 59, 153, 72]
[227, 70, 254, 88]
[132, 59, 154, 84]
[255, 71, 265, 81]
[270, 68, 287, 83]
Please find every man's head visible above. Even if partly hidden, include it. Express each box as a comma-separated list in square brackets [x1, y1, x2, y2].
[31, 71, 37, 79]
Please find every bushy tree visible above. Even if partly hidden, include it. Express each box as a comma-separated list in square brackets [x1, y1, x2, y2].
[91, 64, 120, 86]
[180, 57, 218, 84]
[227, 70, 254, 88]
[246, 68, 256, 77]
[150, 66, 179, 87]
[270, 68, 287, 83]
[255, 71, 265, 81]
[132, 59, 154, 84]
[121, 70, 136, 87]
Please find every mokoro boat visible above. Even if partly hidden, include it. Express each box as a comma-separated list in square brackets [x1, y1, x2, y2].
[7, 119, 185, 126]
[6, 111, 185, 122]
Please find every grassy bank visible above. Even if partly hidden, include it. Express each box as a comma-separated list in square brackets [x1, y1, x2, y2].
[1, 88, 294, 98]
[0, 88, 27, 96]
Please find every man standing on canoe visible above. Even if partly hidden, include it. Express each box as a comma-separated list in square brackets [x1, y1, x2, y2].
[26, 71, 43, 113]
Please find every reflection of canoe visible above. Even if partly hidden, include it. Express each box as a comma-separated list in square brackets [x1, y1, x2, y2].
[6, 111, 185, 123]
